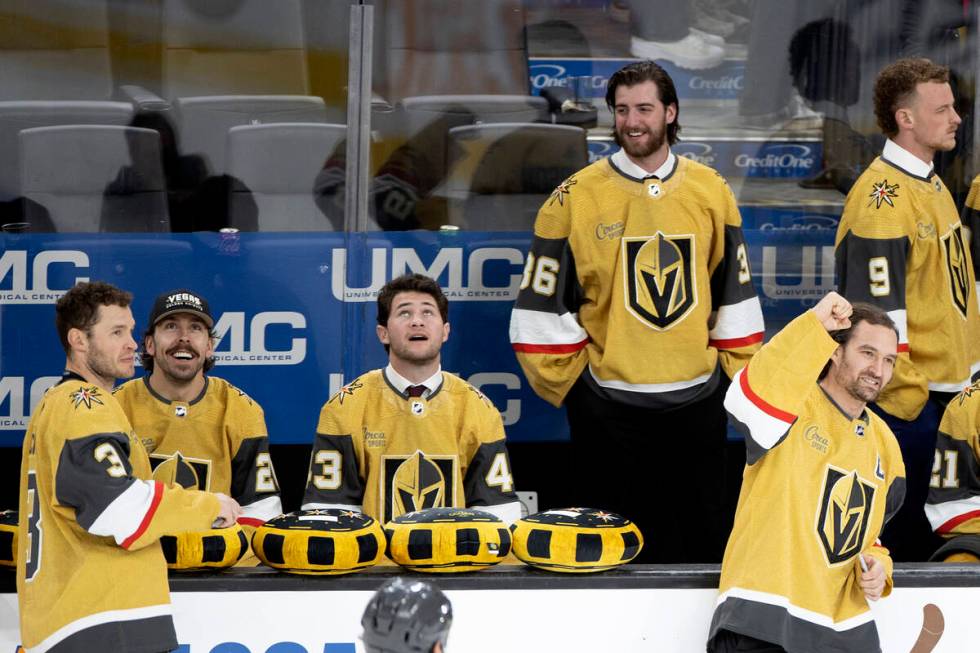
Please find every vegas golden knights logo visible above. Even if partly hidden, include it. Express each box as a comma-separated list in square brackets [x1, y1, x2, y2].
[942, 224, 970, 318]
[816, 465, 876, 564]
[150, 452, 211, 491]
[381, 451, 457, 523]
[622, 232, 697, 330]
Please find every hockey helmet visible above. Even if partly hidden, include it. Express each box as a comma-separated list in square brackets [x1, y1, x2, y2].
[361, 577, 453, 653]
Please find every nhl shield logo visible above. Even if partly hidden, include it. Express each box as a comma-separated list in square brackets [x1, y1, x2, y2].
[622, 232, 697, 330]
[941, 224, 970, 318]
[816, 465, 876, 565]
[410, 399, 426, 417]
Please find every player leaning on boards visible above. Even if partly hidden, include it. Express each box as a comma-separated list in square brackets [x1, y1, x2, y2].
[835, 58, 980, 562]
[114, 289, 283, 561]
[303, 274, 521, 524]
[509, 60, 764, 563]
[17, 281, 240, 653]
[708, 292, 905, 653]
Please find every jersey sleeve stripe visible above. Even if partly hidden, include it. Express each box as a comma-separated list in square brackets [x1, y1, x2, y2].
[512, 340, 588, 354]
[83, 478, 159, 546]
[724, 367, 796, 451]
[473, 500, 522, 524]
[301, 501, 363, 513]
[240, 495, 283, 525]
[887, 309, 908, 346]
[925, 498, 980, 533]
[709, 332, 764, 349]
[121, 481, 163, 549]
[509, 307, 588, 347]
[709, 296, 766, 342]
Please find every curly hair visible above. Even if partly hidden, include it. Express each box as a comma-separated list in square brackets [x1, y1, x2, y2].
[605, 60, 681, 146]
[55, 281, 132, 355]
[873, 58, 949, 137]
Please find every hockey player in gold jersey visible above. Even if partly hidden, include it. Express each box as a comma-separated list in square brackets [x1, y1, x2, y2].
[17, 281, 240, 653]
[509, 60, 764, 563]
[708, 292, 905, 653]
[835, 58, 980, 561]
[303, 274, 520, 524]
[114, 289, 283, 561]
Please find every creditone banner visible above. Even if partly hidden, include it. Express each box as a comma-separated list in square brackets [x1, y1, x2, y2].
[530, 57, 746, 101]
[0, 586, 976, 652]
[588, 137, 824, 179]
[0, 225, 839, 447]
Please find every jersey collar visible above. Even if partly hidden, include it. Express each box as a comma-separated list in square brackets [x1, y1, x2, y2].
[59, 371, 87, 385]
[610, 148, 677, 182]
[142, 374, 209, 406]
[881, 139, 934, 180]
[383, 364, 443, 399]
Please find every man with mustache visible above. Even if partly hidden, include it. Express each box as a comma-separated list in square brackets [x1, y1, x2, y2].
[114, 289, 282, 559]
[835, 58, 980, 561]
[509, 60, 764, 563]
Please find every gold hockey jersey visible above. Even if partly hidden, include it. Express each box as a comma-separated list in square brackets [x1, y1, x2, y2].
[17, 374, 219, 653]
[302, 369, 520, 523]
[114, 376, 282, 527]
[836, 151, 980, 419]
[710, 312, 905, 652]
[926, 379, 980, 536]
[509, 152, 764, 409]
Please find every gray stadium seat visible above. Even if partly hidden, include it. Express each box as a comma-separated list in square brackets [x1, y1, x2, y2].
[444, 123, 587, 231]
[0, 101, 133, 203]
[226, 122, 346, 232]
[175, 95, 328, 176]
[161, 0, 308, 98]
[20, 125, 169, 232]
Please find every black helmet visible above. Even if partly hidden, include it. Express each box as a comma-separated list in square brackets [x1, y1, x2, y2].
[361, 577, 453, 653]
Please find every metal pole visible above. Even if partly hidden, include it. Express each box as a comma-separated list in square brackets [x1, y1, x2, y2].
[345, 3, 373, 232]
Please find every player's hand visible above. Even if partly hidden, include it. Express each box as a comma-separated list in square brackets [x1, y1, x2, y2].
[859, 554, 886, 601]
[812, 292, 852, 332]
[213, 493, 241, 528]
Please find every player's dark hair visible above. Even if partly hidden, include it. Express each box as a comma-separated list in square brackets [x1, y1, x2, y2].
[873, 58, 949, 138]
[55, 281, 132, 355]
[605, 60, 681, 145]
[818, 302, 900, 380]
[377, 274, 450, 354]
[140, 322, 217, 375]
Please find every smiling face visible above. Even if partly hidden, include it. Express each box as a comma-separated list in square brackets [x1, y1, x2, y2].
[145, 312, 214, 384]
[76, 304, 137, 387]
[613, 80, 676, 169]
[826, 321, 898, 410]
[377, 291, 450, 369]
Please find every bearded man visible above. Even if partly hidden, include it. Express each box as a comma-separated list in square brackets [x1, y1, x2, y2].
[509, 60, 764, 563]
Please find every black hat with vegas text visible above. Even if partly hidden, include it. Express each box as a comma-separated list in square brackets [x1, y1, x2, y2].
[148, 289, 214, 329]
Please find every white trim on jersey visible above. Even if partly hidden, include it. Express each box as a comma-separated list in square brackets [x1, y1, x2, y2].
[709, 295, 765, 341]
[86, 479, 157, 545]
[724, 368, 795, 451]
[716, 587, 875, 631]
[925, 496, 980, 532]
[509, 307, 587, 346]
[27, 603, 173, 653]
[473, 500, 522, 525]
[589, 366, 712, 394]
[927, 360, 980, 393]
[887, 309, 908, 346]
[975, 281, 980, 313]
[300, 501, 363, 513]
[241, 495, 283, 523]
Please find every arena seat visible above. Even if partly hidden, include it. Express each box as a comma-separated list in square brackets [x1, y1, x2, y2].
[226, 122, 347, 231]
[174, 95, 328, 176]
[444, 123, 587, 231]
[20, 125, 169, 232]
[0, 101, 133, 205]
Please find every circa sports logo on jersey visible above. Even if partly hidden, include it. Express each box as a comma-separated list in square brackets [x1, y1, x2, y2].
[622, 232, 697, 330]
[816, 464, 876, 565]
[150, 451, 212, 491]
[381, 451, 458, 523]
[941, 224, 970, 318]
